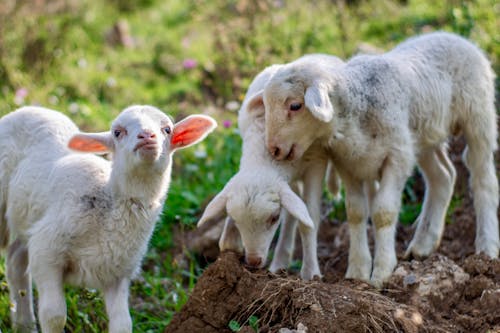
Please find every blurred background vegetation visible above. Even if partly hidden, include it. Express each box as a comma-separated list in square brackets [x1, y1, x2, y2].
[0, 0, 498, 331]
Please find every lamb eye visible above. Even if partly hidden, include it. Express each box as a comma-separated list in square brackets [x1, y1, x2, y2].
[113, 129, 121, 138]
[163, 126, 171, 134]
[289, 102, 302, 111]
[269, 213, 280, 224]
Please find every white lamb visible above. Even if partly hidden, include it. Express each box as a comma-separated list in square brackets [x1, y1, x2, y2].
[261, 32, 499, 287]
[0, 105, 216, 332]
[198, 54, 343, 280]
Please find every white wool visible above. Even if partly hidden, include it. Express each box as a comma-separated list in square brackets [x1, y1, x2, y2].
[0, 105, 215, 332]
[199, 54, 344, 280]
[264, 32, 498, 287]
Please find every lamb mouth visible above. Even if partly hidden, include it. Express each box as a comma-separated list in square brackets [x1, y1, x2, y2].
[134, 141, 158, 152]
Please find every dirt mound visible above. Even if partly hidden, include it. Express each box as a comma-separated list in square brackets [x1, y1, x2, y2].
[165, 251, 434, 333]
[165, 240, 499, 333]
[165, 137, 500, 333]
[386, 253, 500, 332]
[165, 204, 500, 333]
[166, 249, 499, 333]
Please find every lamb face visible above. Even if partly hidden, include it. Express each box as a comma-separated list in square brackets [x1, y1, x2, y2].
[69, 105, 174, 174]
[69, 105, 216, 181]
[112, 106, 174, 165]
[198, 174, 314, 269]
[226, 182, 282, 267]
[263, 68, 333, 162]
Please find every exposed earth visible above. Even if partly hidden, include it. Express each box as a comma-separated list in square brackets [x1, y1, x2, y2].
[165, 137, 500, 333]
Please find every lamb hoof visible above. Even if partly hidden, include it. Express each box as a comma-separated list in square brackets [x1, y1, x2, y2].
[42, 315, 66, 333]
[369, 269, 392, 289]
[404, 237, 437, 260]
[269, 260, 289, 274]
[345, 265, 371, 282]
[13, 322, 38, 333]
[475, 242, 499, 259]
[300, 265, 322, 280]
[369, 276, 385, 289]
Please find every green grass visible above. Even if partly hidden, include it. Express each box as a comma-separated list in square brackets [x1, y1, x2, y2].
[0, 0, 499, 331]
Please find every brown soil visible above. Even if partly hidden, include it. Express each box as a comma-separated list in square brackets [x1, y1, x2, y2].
[165, 137, 500, 333]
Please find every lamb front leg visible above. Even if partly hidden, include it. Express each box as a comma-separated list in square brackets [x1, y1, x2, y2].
[35, 268, 67, 333]
[270, 210, 298, 273]
[370, 155, 411, 288]
[343, 177, 372, 282]
[104, 278, 132, 333]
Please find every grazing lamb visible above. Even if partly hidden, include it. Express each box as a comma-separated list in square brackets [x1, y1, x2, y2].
[261, 32, 498, 287]
[0, 105, 216, 332]
[198, 54, 343, 280]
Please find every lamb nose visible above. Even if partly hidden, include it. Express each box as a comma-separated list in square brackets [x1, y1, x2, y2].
[270, 146, 281, 158]
[137, 131, 156, 139]
[246, 256, 262, 267]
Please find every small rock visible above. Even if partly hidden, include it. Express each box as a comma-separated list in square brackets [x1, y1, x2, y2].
[394, 308, 405, 319]
[279, 322, 308, 333]
[480, 289, 500, 308]
[310, 303, 322, 312]
[393, 266, 408, 277]
[403, 274, 417, 287]
[411, 312, 423, 325]
[393, 255, 470, 300]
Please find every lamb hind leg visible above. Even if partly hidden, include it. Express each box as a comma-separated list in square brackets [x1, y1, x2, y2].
[7, 239, 37, 333]
[463, 141, 499, 258]
[405, 145, 456, 258]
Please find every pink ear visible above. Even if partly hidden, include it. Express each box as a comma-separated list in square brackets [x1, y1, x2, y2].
[171, 115, 217, 150]
[246, 91, 265, 116]
[68, 133, 112, 153]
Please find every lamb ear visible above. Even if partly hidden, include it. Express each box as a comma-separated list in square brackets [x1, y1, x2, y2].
[304, 81, 334, 122]
[278, 182, 314, 229]
[68, 132, 114, 154]
[219, 216, 243, 252]
[246, 90, 265, 116]
[171, 115, 217, 150]
[197, 189, 229, 227]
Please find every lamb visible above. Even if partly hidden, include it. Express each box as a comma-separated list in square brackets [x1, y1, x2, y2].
[198, 54, 343, 280]
[0, 105, 216, 332]
[261, 32, 499, 287]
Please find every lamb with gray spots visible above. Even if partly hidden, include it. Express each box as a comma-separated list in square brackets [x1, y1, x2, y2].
[261, 32, 498, 287]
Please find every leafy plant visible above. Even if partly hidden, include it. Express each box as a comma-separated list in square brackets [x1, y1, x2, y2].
[249, 315, 260, 332]
[229, 319, 242, 332]
[228, 315, 260, 333]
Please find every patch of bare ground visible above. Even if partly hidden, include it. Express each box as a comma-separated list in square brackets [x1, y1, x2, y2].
[165, 136, 500, 333]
